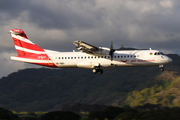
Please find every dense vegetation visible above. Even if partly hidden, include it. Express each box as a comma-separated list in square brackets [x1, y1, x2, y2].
[126, 54, 180, 107]
[1, 105, 180, 120]
[0, 107, 19, 120]
[87, 105, 180, 120]
[125, 74, 180, 107]
[40, 111, 81, 120]
[0, 54, 179, 111]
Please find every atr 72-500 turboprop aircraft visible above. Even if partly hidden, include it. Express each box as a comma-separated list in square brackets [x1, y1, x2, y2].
[9, 29, 172, 75]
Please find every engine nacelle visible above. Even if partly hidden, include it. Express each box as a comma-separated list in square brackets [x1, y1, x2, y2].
[94, 47, 110, 55]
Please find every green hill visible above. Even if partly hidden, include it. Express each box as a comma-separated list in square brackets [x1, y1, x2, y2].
[126, 54, 180, 107]
[0, 54, 179, 111]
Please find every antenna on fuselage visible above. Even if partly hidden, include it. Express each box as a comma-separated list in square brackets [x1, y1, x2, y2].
[120, 42, 124, 50]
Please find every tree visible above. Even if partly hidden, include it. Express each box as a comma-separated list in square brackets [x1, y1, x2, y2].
[102, 106, 124, 119]
[40, 111, 81, 120]
[114, 112, 141, 120]
[89, 106, 124, 120]
[89, 111, 104, 120]
[0, 107, 19, 120]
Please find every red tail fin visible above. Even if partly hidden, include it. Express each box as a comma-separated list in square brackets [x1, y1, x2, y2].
[9, 29, 45, 56]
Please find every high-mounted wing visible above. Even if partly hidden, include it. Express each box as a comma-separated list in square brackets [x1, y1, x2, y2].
[73, 41, 98, 54]
[73, 41, 109, 55]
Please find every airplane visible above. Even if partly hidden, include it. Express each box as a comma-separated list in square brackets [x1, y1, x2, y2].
[9, 29, 172, 75]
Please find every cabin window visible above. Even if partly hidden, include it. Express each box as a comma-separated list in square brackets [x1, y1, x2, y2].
[118, 56, 119, 58]
[114, 56, 116, 58]
[78, 57, 79, 59]
[124, 56, 126, 58]
[95, 56, 96, 58]
[98, 56, 100, 58]
[71, 57, 73, 59]
[59, 57, 61, 59]
[91, 56, 93, 59]
[85, 56, 86, 59]
[62, 57, 63, 59]
[127, 56, 129, 58]
[74, 57, 76, 59]
[65, 57, 67, 59]
[101, 56, 103, 58]
[81, 57, 83, 59]
[104, 56, 106, 58]
[108, 56, 110, 58]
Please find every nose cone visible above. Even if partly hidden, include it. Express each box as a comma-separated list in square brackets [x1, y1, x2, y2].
[168, 57, 172, 63]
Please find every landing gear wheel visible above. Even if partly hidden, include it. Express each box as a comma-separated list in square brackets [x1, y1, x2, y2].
[92, 69, 97, 74]
[160, 68, 164, 72]
[97, 69, 103, 75]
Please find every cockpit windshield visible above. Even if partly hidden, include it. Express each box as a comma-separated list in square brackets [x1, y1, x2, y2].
[160, 52, 164, 55]
[154, 52, 164, 55]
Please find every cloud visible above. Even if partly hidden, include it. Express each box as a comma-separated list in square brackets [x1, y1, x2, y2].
[0, 52, 41, 78]
[160, 0, 173, 8]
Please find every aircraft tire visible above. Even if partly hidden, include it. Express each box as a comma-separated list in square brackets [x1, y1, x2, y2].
[97, 69, 103, 75]
[92, 69, 97, 74]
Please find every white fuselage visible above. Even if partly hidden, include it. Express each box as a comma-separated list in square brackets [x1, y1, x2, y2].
[45, 49, 172, 69]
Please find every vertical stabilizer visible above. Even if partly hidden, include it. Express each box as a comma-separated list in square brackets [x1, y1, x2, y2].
[9, 29, 45, 56]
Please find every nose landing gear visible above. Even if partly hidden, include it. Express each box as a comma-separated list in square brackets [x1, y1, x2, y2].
[159, 65, 164, 72]
[92, 69, 103, 75]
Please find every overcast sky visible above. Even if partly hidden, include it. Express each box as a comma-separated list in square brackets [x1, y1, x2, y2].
[0, 0, 180, 78]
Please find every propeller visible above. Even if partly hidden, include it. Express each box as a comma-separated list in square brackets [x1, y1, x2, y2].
[109, 39, 115, 61]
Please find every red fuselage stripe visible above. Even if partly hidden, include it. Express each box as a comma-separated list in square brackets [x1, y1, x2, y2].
[31, 63, 57, 68]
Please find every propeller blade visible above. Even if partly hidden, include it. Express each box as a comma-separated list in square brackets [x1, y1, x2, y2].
[110, 39, 113, 50]
[109, 39, 115, 61]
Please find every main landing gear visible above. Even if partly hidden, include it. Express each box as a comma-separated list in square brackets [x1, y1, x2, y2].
[92, 69, 103, 75]
[159, 65, 164, 72]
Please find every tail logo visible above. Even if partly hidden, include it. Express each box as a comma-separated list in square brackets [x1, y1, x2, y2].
[38, 56, 47, 59]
